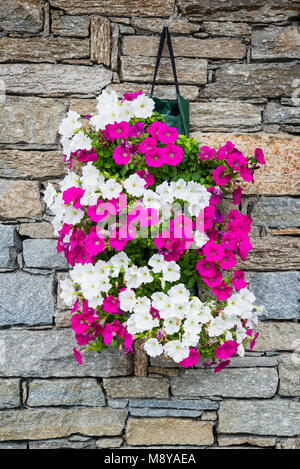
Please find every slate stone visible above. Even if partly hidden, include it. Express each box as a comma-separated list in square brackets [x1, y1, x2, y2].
[103, 377, 169, 398]
[0, 271, 54, 326]
[252, 26, 300, 60]
[250, 197, 300, 227]
[0, 225, 20, 269]
[0, 379, 20, 409]
[129, 398, 219, 410]
[23, 239, 69, 269]
[278, 354, 300, 396]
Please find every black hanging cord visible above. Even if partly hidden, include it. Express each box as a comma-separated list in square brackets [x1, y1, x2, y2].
[151, 25, 180, 96]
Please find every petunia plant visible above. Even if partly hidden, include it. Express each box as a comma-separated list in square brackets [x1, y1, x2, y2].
[44, 90, 265, 373]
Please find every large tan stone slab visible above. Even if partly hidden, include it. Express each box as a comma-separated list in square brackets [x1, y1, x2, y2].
[203, 22, 251, 37]
[201, 63, 300, 98]
[0, 97, 66, 145]
[121, 56, 207, 85]
[177, 0, 300, 23]
[131, 17, 199, 34]
[123, 36, 246, 59]
[0, 38, 89, 63]
[50, 0, 175, 16]
[0, 408, 127, 441]
[191, 102, 261, 132]
[0, 64, 112, 96]
[0, 180, 42, 219]
[0, 150, 66, 178]
[18, 223, 54, 239]
[0, 379, 20, 409]
[218, 400, 300, 436]
[238, 237, 300, 271]
[218, 435, 276, 448]
[103, 377, 169, 398]
[252, 25, 300, 60]
[125, 418, 213, 446]
[191, 132, 300, 195]
[253, 322, 300, 352]
[278, 354, 300, 397]
[0, 0, 44, 33]
[91, 17, 111, 66]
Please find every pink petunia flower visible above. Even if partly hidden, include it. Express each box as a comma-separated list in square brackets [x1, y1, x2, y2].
[212, 165, 231, 186]
[215, 340, 238, 359]
[254, 147, 266, 165]
[139, 137, 158, 154]
[85, 226, 105, 256]
[218, 251, 237, 270]
[62, 186, 85, 209]
[233, 186, 242, 205]
[199, 146, 216, 161]
[211, 281, 233, 301]
[239, 166, 254, 182]
[232, 269, 247, 291]
[196, 258, 218, 278]
[73, 347, 83, 365]
[227, 151, 247, 170]
[202, 271, 223, 288]
[136, 169, 155, 188]
[250, 332, 259, 351]
[179, 348, 200, 368]
[145, 148, 164, 167]
[157, 123, 178, 144]
[102, 295, 120, 314]
[129, 122, 145, 138]
[73, 148, 98, 163]
[203, 241, 224, 262]
[106, 121, 130, 140]
[214, 359, 231, 373]
[216, 141, 235, 160]
[148, 121, 163, 139]
[122, 91, 143, 102]
[113, 144, 132, 165]
[161, 144, 184, 166]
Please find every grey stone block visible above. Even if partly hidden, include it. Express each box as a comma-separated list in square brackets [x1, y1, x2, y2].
[249, 272, 300, 320]
[0, 379, 20, 409]
[0, 271, 54, 326]
[129, 408, 203, 418]
[129, 398, 219, 410]
[23, 239, 68, 269]
[250, 197, 300, 228]
[0, 225, 20, 269]
[0, 328, 133, 378]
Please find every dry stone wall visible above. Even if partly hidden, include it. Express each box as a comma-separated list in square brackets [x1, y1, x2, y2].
[0, 0, 299, 450]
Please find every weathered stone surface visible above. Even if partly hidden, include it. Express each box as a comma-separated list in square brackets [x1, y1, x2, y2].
[123, 35, 246, 59]
[131, 17, 199, 34]
[96, 437, 123, 448]
[121, 56, 207, 85]
[0, 64, 112, 96]
[0, 329, 133, 377]
[250, 197, 300, 226]
[151, 354, 277, 369]
[201, 63, 300, 98]
[252, 26, 300, 60]
[239, 238, 300, 272]
[0, 225, 20, 269]
[129, 408, 202, 418]
[0, 442, 27, 449]
[0, 271, 54, 326]
[103, 377, 169, 398]
[202, 411, 217, 421]
[218, 435, 276, 447]
[0, 38, 89, 63]
[0, 407, 127, 441]
[276, 437, 300, 450]
[203, 22, 251, 37]
[248, 272, 300, 320]
[0, 180, 42, 219]
[27, 379, 105, 407]
[278, 354, 300, 396]
[177, 0, 300, 23]
[111, 23, 119, 71]
[0, 0, 44, 33]
[134, 340, 148, 377]
[0, 97, 66, 145]
[50, 0, 175, 16]
[264, 102, 300, 125]
[19, 222, 54, 239]
[107, 398, 128, 409]
[91, 17, 111, 66]
[51, 14, 90, 37]
[171, 368, 278, 398]
[254, 322, 300, 352]
[126, 418, 213, 446]
[57, 273, 71, 310]
[191, 102, 261, 132]
[69, 98, 98, 116]
[129, 398, 218, 410]
[218, 400, 300, 436]
[0, 379, 20, 409]
[23, 239, 69, 269]
[107, 83, 200, 100]
[29, 438, 96, 449]
[148, 367, 179, 376]
[55, 311, 71, 328]
[192, 133, 300, 195]
[0, 149, 66, 179]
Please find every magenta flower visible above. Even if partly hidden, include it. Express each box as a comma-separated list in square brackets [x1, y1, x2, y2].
[221, 232, 238, 251]
[250, 332, 259, 351]
[219, 252, 237, 270]
[202, 271, 223, 288]
[239, 166, 254, 182]
[215, 340, 238, 360]
[87, 200, 116, 223]
[207, 186, 223, 205]
[136, 170, 155, 188]
[211, 281, 233, 301]
[148, 121, 163, 139]
[196, 258, 218, 278]
[161, 144, 184, 166]
[214, 359, 230, 373]
[157, 123, 178, 144]
[103, 295, 120, 314]
[139, 137, 157, 154]
[85, 227, 105, 256]
[216, 141, 235, 160]
[170, 215, 193, 239]
[113, 144, 132, 165]
[227, 151, 247, 170]
[106, 121, 130, 140]
[129, 122, 145, 138]
[212, 165, 231, 186]
[122, 91, 143, 102]
[145, 148, 164, 167]
[254, 147, 266, 164]
[203, 241, 224, 262]
[62, 186, 85, 209]
[179, 348, 200, 368]
[75, 148, 98, 163]
[73, 347, 82, 365]
[102, 323, 113, 346]
[232, 269, 247, 291]
[199, 146, 216, 161]
[233, 186, 242, 205]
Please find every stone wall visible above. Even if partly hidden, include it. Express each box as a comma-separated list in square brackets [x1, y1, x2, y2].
[0, 0, 299, 450]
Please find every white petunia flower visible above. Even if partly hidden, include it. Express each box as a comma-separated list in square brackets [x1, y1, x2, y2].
[63, 206, 84, 225]
[43, 183, 57, 209]
[119, 288, 136, 312]
[134, 296, 151, 315]
[70, 131, 92, 152]
[164, 340, 190, 363]
[170, 179, 188, 200]
[162, 261, 180, 282]
[156, 182, 173, 204]
[182, 331, 199, 347]
[110, 252, 129, 270]
[168, 284, 190, 304]
[148, 254, 164, 273]
[101, 179, 122, 200]
[123, 173, 146, 197]
[59, 278, 75, 307]
[132, 94, 155, 119]
[58, 110, 81, 139]
[164, 317, 181, 335]
[143, 190, 161, 210]
[144, 338, 163, 357]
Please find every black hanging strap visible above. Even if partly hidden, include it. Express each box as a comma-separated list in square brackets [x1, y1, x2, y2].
[151, 25, 180, 96]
